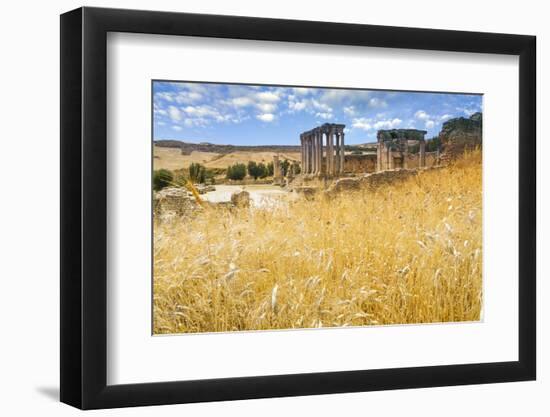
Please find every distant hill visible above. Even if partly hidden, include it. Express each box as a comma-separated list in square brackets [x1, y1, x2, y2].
[154, 140, 301, 155]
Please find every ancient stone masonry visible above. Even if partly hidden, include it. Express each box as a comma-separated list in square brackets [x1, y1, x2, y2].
[300, 123, 346, 177]
[376, 129, 427, 171]
[439, 112, 482, 162]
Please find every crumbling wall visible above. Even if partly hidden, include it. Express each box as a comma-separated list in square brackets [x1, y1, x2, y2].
[405, 152, 438, 168]
[343, 154, 377, 173]
[440, 112, 482, 160]
[324, 166, 443, 197]
[154, 187, 197, 217]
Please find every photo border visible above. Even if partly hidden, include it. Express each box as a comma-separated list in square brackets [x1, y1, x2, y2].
[60, 7, 536, 409]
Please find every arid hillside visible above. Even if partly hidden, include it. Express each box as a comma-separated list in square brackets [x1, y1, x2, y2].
[154, 145, 300, 171]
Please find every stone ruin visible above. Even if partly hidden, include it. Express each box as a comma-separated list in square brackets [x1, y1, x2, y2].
[376, 129, 428, 171]
[154, 187, 197, 218]
[231, 190, 250, 208]
[300, 123, 346, 176]
[439, 112, 482, 161]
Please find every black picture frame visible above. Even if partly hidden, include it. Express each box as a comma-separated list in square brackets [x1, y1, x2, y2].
[60, 6, 536, 410]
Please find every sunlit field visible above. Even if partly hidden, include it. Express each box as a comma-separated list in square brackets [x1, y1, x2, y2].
[153, 151, 482, 334]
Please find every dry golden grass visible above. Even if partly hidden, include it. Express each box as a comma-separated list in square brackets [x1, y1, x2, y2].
[153, 151, 482, 334]
[153, 145, 300, 171]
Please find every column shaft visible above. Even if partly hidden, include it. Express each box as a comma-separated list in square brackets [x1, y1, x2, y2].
[419, 140, 426, 167]
[306, 137, 310, 173]
[328, 130, 334, 175]
[402, 139, 408, 169]
[311, 133, 317, 174]
[340, 131, 345, 174]
[335, 133, 340, 173]
[300, 136, 305, 172]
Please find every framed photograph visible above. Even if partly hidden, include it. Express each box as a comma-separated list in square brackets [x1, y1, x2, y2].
[60, 6, 536, 409]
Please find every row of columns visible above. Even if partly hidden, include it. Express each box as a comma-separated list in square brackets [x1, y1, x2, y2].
[300, 124, 345, 176]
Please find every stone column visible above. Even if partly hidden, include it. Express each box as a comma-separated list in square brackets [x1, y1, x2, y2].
[312, 134, 318, 174]
[273, 154, 280, 178]
[334, 132, 340, 174]
[303, 137, 308, 174]
[315, 130, 323, 174]
[308, 136, 313, 174]
[328, 129, 334, 176]
[340, 130, 345, 174]
[300, 135, 305, 172]
[419, 139, 426, 168]
[402, 138, 408, 169]
[310, 135, 314, 173]
[309, 136, 313, 173]
[376, 139, 382, 171]
[387, 145, 393, 170]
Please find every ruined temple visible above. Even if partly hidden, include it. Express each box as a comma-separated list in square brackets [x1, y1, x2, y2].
[300, 123, 346, 177]
[376, 129, 428, 170]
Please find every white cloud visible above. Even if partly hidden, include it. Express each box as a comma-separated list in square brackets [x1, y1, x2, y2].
[292, 87, 313, 96]
[155, 90, 203, 104]
[155, 92, 174, 102]
[415, 110, 437, 129]
[257, 102, 277, 113]
[256, 113, 275, 122]
[172, 125, 182, 131]
[374, 118, 402, 129]
[289, 100, 307, 111]
[320, 89, 369, 104]
[315, 112, 333, 120]
[415, 110, 430, 120]
[369, 97, 387, 108]
[351, 117, 373, 131]
[439, 114, 452, 121]
[168, 105, 181, 122]
[256, 91, 280, 103]
[232, 96, 254, 107]
[344, 106, 356, 116]
[183, 105, 219, 118]
[311, 99, 332, 113]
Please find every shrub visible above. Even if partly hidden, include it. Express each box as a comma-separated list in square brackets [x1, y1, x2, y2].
[189, 163, 206, 184]
[248, 161, 269, 180]
[247, 161, 260, 180]
[153, 169, 173, 191]
[226, 163, 246, 181]
[280, 159, 290, 176]
[258, 163, 269, 178]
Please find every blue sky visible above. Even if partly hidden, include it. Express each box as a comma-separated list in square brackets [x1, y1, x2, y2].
[153, 81, 482, 146]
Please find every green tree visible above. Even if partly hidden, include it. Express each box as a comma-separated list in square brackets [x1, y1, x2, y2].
[226, 163, 247, 181]
[153, 169, 173, 191]
[426, 136, 442, 152]
[258, 162, 269, 178]
[267, 162, 274, 176]
[291, 161, 301, 175]
[247, 161, 260, 180]
[189, 162, 206, 184]
[280, 159, 290, 177]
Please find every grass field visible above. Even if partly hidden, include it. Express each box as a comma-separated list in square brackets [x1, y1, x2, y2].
[153, 151, 482, 334]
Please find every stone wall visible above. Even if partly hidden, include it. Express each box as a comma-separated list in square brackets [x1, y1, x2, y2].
[404, 152, 438, 169]
[324, 166, 443, 197]
[154, 187, 198, 218]
[343, 153, 377, 173]
[440, 112, 482, 160]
